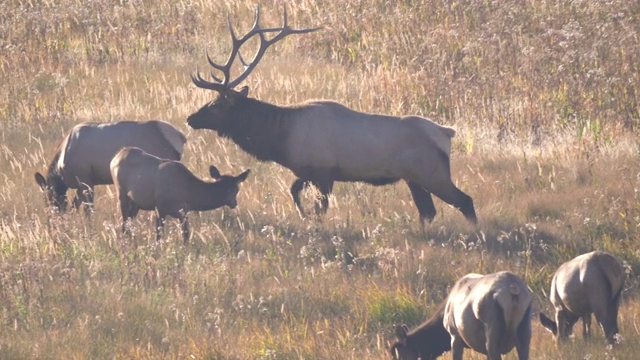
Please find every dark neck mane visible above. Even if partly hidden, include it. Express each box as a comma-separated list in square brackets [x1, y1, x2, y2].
[408, 300, 451, 358]
[218, 97, 292, 165]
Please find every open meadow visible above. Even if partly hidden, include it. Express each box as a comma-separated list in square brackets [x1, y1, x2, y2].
[2, 0, 640, 358]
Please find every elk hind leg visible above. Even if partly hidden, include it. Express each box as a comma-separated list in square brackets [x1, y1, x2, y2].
[408, 158, 477, 224]
[485, 306, 506, 360]
[516, 305, 532, 360]
[595, 307, 619, 344]
[119, 195, 139, 236]
[451, 334, 466, 360]
[406, 181, 437, 223]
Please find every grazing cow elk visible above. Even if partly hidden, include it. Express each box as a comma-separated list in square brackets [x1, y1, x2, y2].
[110, 147, 250, 244]
[392, 271, 531, 360]
[390, 302, 451, 360]
[35, 120, 186, 214]
[187, 7, 477, 225]
[539, 251, 625, 345]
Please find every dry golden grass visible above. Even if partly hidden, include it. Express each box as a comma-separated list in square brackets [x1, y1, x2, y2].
[2, 0, 640, 358]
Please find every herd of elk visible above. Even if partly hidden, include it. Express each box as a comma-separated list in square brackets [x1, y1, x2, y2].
[32, 8, 627, 357]
[391, 251, 625, 359]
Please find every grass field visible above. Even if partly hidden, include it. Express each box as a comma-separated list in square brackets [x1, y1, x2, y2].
[1, 0, 640, 358]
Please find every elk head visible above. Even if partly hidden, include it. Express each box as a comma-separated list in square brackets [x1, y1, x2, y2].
[187, 6, 320, 131]
[35, 172, 69, 212]
[209, 166, 251, 209]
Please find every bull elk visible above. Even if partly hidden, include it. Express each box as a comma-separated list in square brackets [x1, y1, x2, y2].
[186, 7, 477, 225]
[110, 147, 250, 244]
[539, 251, 625, 345]
[34, 120, 186, 214]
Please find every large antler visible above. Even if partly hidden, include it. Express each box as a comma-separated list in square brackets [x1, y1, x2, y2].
[192, 6, 321, 92]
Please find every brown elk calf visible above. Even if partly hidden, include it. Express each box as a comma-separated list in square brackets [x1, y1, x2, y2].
[110, 147, 249, 244]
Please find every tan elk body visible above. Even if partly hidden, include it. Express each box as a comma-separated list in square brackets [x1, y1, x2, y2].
[35, 120, 186, 213]
[186, 7, 477, 224]
[391, 271, 531, 360]
[539, 251, 625, 345]
[110, 147, 250, 244]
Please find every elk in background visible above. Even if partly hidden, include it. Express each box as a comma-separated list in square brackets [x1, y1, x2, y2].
[35, 120, 186, 215]
[539, 251, 625, 346]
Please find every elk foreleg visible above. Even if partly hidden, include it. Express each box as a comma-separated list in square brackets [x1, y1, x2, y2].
[582, 313, 592, 341]
[312, 180, 333, 216]
[290, 179, 308, 217]
[155, 213, 166, 241]
[74, 184, 95, 216]
[119, 195, 139, 236]
[179, 211, 190, 245]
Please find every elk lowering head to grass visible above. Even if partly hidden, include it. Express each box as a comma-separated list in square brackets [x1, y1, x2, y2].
[443, 271, 532, 360]
[539, 251, 625, 346]
[391, 271, 532, 360]
[390, 301, 451, 360]
[110, 147, 250, 244]
[35, 120, 186, 214]
[187, 7, 477, 225]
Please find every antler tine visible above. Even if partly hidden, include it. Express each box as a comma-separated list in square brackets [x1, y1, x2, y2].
[226, 11, 238, 43]
[204, 49, 230, 86]
[209, 71, 224, 84]
[200, 5, 321, 90]
[191, 70, 227, 92]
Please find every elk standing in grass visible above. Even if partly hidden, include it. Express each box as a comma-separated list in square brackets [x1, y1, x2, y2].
[444, 272, 531, 360]
[186, 7, 477, 225]
[110, 147, 250, 244]
[35, 120, 186, 214]
[539, 251, 625, 345]
[391, 271, 531, 360]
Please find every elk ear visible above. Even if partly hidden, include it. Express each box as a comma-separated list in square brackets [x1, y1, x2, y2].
[539, 313, 558, 335]
[35, 172, 47, 190]
[209, 166, 221, 179]
[236, 169, 250, 183]
[395, 324, 409, 342]
[225, 86, 248, 105]
[237, 86, 249, 97]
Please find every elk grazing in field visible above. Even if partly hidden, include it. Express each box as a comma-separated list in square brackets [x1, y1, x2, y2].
[390, 301, 451, 360]
[186, 7, 477, 225]
[35, 120, 186, 214]
[539, 251, 625, 345]
[391, 271, 531, 360]
[110, 147, 250, 244]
